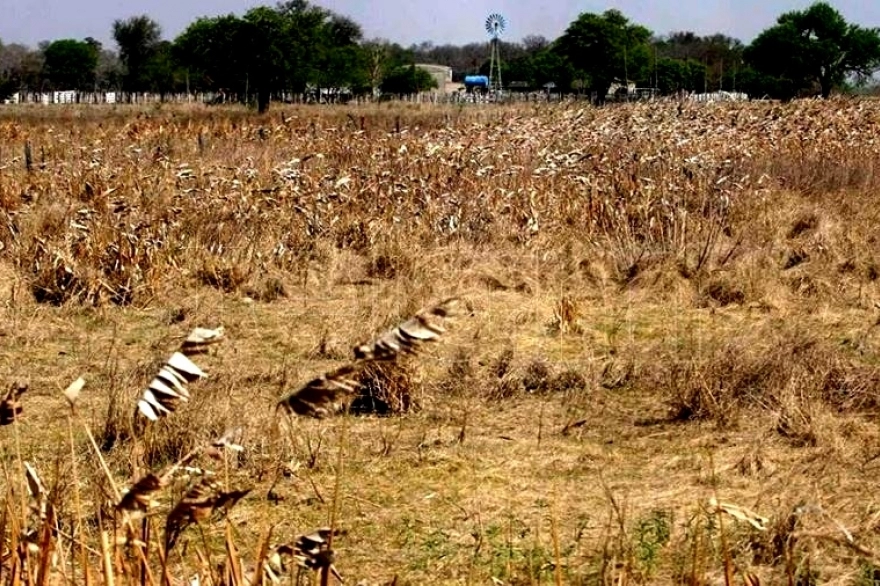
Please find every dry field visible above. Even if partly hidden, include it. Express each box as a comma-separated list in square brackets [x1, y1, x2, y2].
[2, 98, 880, 585]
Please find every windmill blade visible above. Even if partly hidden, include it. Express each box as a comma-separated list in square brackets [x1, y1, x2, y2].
[24, 462, 45, 500]
[353, 297, 461, 361]
[485, 13, 506, 38]
[24, 462, 52, 521]
[138, 396, 169, 422]
[156, 366, 189, 394]
[63, 377, 85, 407]
[278, 363, 362, 418]
[148, 377, 183, 400]
[212, 427, 244, 452]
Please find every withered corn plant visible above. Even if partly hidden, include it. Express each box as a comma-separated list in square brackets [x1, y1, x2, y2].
[4, 99, 879, 309]
[3, 99, 880, 584]
[0, 293, 465, 586]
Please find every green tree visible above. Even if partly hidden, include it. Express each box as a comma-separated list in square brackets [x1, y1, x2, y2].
[313, 14, 366, 94]
[274, 0, 334, 96]
[146, 41, 185, 95]
[173, 15, 249, 96]
[530, 47, 574, 90]
[95, 49, 123, 90]
[653, 32, 743, 91]
[241, 6, 291, 112]
[112, 15, 162, 91]
[361, 40, 415, 94]
[0, 38, 9, 99]
[381, 65, 437, 95]
[174, 1, 370, 111]
[654, 57, 706, 94]
[745, 2, 880, 98]
[555, 9, 652, 99]
[42, 39, 98, 90]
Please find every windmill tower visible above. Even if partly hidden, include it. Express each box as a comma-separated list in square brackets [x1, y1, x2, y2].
[485, 13, 506, 93]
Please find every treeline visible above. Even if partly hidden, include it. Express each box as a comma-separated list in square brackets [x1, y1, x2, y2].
[1, 0, 879, 110]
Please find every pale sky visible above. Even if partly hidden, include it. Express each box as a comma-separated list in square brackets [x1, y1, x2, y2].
[1, 0, 879, 49]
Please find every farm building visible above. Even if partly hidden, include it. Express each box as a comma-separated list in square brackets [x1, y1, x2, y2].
[415, 64, 454, 92]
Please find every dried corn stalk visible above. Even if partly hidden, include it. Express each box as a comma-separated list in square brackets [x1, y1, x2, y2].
[117, 450, 198, 515]
[0, 381, 27, 425]
[165, 477, 251, 550]
[181, 326, 225, 355]
[709, 497, 769, 531]
[278, 297, 462, 418]
[293, 528, 344, 582]
[137, 326, 224, 421]
[278, 364, 361, 418]
[353, 297, 461, 360]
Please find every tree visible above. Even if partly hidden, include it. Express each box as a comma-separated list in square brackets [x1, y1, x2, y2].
[95, 49, 123, 89]
[0, 39, 13, 101]
[241, 6, 291, 112]
[653, 32, 743, 91]
[174, 1, 370, 111]
[555, 9, 652, 99]
[361, 40, 389, 94]
[313, 13, 366, 93]
[381, 65, 437, 95]
[522, 35, 550, 53]
[654, 57, 706, 94]
[745, 2, 880, 98]
[174, 15, 250, 96]
[0, 43, 45, 90]
[531, 47, 574, 90]
[145, 41, 185, 95]
[112, 15, 162, 91]
[408, 41, 517, 80]
[273, 0, 335, 96]
[361, 40, 416, 94]
[42, 39, 98, 90]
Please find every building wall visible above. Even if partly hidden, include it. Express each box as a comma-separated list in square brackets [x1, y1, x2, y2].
[415, 64, 453, 92]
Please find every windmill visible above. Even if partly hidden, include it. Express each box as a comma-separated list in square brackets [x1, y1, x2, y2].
[485, 13, 506, 93]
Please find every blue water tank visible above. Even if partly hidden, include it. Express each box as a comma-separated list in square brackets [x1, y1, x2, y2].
[464, 75, 489, 88]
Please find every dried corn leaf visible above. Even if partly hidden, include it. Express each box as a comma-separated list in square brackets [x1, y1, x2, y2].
[0, 381, 27, 425]
[62, 377, 85, 407]
[181, 326, 225, 355]
[709, 497, 769, 531]
[353, 297, 461, 361]
[138, 352, 207, 421]
[117, 450, 197, 513]
[165, 477, 250, 550]
[278, 364, 362, 418]
[279, 297, 463, 419]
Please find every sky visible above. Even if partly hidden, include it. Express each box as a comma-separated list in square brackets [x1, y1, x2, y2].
[2, 0, 880, 49]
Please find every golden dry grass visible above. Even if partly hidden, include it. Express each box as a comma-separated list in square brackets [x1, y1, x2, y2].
[3, 98, 880, 585]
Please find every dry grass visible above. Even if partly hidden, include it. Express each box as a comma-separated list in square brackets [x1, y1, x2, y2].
[3, 98, 880, 584]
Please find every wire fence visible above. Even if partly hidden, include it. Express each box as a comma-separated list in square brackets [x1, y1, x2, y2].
[2, 89, 751, 107]
[4, 90, 572, 106]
